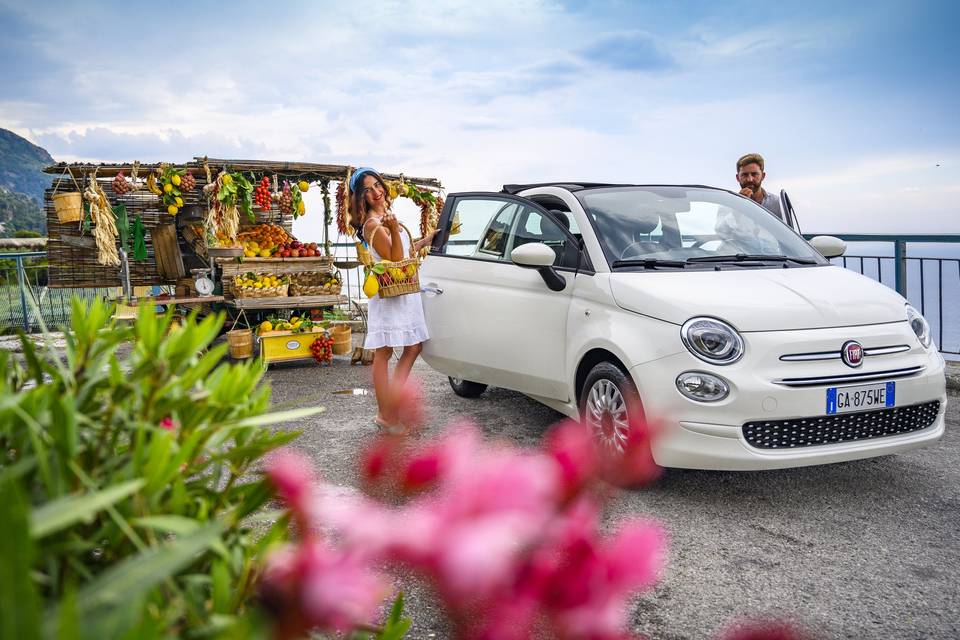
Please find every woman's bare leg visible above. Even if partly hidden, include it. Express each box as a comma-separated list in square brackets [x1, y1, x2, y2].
[393, 343, 422, 390]
[372, 346, 395, 424]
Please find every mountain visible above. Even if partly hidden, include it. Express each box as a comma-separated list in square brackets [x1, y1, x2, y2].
[0, 128, 54, 234]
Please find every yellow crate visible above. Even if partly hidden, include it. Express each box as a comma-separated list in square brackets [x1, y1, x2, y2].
[258, 328, 325, 366]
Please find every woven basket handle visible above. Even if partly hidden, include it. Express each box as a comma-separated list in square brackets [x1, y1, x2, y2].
[359, 220, 416, 263]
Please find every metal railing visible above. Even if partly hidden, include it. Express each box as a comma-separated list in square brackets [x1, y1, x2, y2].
[0, 251, 122, 333]
[5, 235, 960, 357]
[803, 234, 960, 355]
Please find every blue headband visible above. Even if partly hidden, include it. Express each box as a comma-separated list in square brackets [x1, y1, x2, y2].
[350, 167, 376, 192]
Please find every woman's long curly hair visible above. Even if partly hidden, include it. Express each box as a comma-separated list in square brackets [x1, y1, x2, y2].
[349, 170, 392, 242]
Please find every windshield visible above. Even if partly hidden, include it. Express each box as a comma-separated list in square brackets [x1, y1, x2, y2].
[576, 186, 827, 268]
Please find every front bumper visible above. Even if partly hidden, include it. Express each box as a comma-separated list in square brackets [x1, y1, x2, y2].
[630, 334, 947, 471]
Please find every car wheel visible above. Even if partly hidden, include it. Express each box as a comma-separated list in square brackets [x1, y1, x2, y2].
[579, 362, 641, 455]
[448, 377, 488, 398]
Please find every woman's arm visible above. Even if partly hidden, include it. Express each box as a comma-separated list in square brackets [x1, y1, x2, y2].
[413, 229, 438, 253]
[367, 216, 404, 262]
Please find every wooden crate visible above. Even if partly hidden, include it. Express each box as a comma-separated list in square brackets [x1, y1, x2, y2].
[259, 327, 326, 367]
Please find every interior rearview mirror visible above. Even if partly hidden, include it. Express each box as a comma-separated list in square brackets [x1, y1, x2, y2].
[809, 235, 846, 258]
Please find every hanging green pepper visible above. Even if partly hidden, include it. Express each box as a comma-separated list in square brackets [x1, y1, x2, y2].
[113, 203, 131, 253]
[132, 214, 148, 261]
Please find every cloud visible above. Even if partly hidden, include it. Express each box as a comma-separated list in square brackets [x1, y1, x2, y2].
[579, 31, 673, 72]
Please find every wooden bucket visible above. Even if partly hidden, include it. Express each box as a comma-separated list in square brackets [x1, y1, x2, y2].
[53, 192, 83, 224]
[226, 328, 253, 359]
[330, 324, 352, 355]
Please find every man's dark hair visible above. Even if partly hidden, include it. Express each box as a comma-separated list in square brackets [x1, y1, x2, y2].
[737, 153, 765, 172]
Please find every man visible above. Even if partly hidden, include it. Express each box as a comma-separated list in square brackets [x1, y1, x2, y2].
[735, 153, 784, 222]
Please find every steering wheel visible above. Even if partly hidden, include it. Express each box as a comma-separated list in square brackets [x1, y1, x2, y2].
[619, 241, 658, 260]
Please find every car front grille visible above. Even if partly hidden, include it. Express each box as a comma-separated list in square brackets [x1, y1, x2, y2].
[742, 400, 941, 449]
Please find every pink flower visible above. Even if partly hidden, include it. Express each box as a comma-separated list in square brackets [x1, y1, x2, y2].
[266, 448, 316, 515]
[719, 620, 813, 640]
[546, 420, 599, 500]
[159, 416, 177, 431]
[261, 540, 389, 636]
[597, 415, 664, 489]
[393, 376, 427, 433]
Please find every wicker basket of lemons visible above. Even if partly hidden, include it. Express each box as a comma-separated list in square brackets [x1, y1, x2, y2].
[232, 272, 289, 298]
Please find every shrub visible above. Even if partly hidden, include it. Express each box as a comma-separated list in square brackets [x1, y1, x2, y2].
[0, 299, 321, 639]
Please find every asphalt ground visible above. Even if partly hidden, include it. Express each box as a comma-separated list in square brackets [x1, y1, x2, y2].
[264, 352, 960, 640]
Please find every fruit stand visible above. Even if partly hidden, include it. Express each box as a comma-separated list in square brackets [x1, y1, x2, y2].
[40, 157, 444, 366]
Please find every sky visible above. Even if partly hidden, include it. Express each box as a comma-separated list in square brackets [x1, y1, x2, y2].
[1, 0, 958, 242]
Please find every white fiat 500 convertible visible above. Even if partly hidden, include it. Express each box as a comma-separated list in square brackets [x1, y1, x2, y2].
[418, 183, 946, 470]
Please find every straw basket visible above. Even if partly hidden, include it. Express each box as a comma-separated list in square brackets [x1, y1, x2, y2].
[53, 192, 83, 224]
[330, 324, 352, 355]
[226, 328, 253, 359]
[363, 223, 421, 299]
[289, 271, 342, 296]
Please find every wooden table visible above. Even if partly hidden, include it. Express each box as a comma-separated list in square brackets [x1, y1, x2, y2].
[227, 294, 346, 310]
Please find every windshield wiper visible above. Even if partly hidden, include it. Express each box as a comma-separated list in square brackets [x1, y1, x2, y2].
[611, 258, 687, 270]
[685, 254, 818, 265]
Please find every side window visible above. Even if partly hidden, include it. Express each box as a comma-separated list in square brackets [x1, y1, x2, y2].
[439, 198, 520, 261]
[509, 209, 579, 269]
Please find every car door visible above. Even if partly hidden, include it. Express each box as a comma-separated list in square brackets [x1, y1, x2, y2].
[419, 193, 582, 401]
[780, 189, 801, 233]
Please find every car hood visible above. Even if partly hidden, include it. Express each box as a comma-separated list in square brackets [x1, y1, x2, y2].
[609, 265, 907, 331]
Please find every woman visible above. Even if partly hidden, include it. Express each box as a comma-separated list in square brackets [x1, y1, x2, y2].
[350, 167, 436, 432]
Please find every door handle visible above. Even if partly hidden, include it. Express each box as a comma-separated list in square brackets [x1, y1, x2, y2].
[421, 286, 443, 295]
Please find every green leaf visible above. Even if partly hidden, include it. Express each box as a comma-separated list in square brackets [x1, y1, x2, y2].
[211, 560, 231, 614]
[0, 476, 42, 640]
[221, 405, 325, 430]
[55, 581, 81, 640]
[132, 515, 201, 536]
[375, 591, 412, 639]
[29, 479, 146, 539]
[72, 521, 224, 617]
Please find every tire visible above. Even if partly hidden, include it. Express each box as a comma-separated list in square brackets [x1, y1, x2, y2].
[579, 362, 642, 455]
[448, 376, 488, 398]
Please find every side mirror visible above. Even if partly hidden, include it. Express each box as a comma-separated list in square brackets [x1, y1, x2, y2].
[511, 242, 556, 267]
[510, 242, 566, 291]
[810, 235, 846, 258]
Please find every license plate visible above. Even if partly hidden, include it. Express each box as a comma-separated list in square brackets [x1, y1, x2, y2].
[826, 381, 895, 415]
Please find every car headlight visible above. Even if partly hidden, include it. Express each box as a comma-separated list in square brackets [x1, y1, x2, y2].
[905, 304, 932, 348]
[680, 317, 744, 365]
[676, 372, 730, 402]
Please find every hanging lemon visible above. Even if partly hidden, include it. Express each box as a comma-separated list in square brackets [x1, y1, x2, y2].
[172, 174, 182, 186]
[363, 273, 379, 298]
[298, 180, 309, 192]
[167, 205, 178, 215]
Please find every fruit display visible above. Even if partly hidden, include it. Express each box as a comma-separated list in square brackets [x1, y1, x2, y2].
[310, 333, 334, 365]
[180, 170, 196, 192]
[239, 224, 292, 257]
[279, 180, 293, 215]
[233, 272, 289, 298]
[289, 270, 342, 296]
[112, 172, 132, 195]
[258, 315, 316, 334]
[275, 239, 321, 258]
[159, 166, 187, 216]
[254, 176, 272, 211]
[292, 182, 305, 218]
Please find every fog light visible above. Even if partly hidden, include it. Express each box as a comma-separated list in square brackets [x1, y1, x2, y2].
[676, 372, 730, 402]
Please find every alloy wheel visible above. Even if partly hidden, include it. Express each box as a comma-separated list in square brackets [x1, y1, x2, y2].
[585, 378, 629, 454]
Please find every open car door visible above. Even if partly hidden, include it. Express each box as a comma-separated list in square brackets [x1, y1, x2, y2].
[780, 189, 801, 234]
[418, 192, 584, 401]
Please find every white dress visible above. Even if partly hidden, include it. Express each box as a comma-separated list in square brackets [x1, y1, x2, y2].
[363, 231, 430, 349]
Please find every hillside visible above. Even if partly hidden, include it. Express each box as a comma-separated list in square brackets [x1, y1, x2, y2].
[0, 128, 54, 234]
[0, 187, 45, 235]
